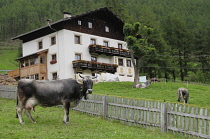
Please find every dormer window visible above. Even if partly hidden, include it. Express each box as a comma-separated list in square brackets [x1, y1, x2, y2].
[105, 26, 109, 32]
[78, 20, 82, 25]
[88, 22, 92, 28]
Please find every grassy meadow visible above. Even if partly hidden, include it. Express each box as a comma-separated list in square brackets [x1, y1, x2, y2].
[0, 80, 210, 138]
[93, 81, 210, 109]
[0, 99, 190, 139]
[0, 49, 19, 74]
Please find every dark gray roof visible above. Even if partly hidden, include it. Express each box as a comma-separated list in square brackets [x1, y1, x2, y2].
[12, 7, 124, 40]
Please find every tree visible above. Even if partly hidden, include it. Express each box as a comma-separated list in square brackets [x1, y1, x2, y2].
[123, 22, 155, 88]
[105, 0, 131, 22]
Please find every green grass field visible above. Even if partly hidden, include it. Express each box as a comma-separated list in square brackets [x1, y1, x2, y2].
[93, 82, 210, 109]
[1, 81, 209, 138]
[0, 49, 19, 74]
[0, 99, 190, 139]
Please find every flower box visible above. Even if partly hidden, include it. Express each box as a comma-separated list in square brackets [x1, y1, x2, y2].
[112, 49, 120, 56]
[50, 60, 57, 64]
[72, 60, 117, 73]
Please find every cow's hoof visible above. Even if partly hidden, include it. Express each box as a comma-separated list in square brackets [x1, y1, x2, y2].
[32, 121, 37, 123]
[65, 122, 70, 125]
[63, 121, 70, 125]
[20, 122, 25, 124]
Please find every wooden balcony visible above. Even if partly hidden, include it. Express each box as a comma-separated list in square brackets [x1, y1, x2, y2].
[89, 44, 131, 57]
[72, 60, 118, 73]
[8, 68, 20, 78]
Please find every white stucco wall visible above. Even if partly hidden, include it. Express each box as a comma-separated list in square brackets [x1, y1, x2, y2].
[21, 29, 134, 81]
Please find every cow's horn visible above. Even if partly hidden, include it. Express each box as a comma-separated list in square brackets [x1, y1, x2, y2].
[79, 73, 84, 79]
[92, 74, 97, 79]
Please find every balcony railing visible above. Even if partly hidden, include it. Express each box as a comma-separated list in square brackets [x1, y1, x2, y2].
[89, 44, 131, 57]
[72, 60, 118, 74]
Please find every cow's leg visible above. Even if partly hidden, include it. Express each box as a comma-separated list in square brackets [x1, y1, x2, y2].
[63, 102, 70, 125]
[177, 90, 180, 102]
[16, 104, 24, 124]
[24, 109, 36, 123]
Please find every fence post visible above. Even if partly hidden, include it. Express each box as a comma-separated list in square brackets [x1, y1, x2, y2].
[102, 95, 108, 119]
[161, 103, 167, 133]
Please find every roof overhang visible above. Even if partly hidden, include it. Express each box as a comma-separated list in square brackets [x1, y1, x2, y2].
[11, 7, 124, 42]
[16, 49, 48, 61]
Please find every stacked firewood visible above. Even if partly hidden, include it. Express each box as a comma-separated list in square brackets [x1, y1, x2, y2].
[0, 74, 17, 86]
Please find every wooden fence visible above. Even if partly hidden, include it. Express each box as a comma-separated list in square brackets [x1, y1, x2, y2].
[0, 85, 210, 138]
[73, 94, 210, 139]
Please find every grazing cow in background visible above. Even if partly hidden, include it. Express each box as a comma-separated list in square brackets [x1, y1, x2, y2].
[177, 88, 189, 104]
[16, 74, 95, 124]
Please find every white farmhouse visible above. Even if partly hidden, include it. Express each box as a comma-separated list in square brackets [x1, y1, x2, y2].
[10, 7, 134, 82]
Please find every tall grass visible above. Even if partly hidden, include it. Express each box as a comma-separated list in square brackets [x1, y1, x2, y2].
[93, 82, 210, 109]
[0, 99, 190, 139]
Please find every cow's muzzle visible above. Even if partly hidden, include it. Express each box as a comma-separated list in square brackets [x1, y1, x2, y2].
[87, 89, 92, 94]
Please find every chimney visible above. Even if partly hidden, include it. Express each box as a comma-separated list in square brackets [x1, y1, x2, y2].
[63, 12, 71, 18]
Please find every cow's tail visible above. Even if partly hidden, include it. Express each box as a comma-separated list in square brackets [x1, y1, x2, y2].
[16, 86, 19, 118]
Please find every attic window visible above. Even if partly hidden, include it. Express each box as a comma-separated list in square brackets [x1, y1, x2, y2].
[105, 26, 109, 32]
[78, 20, 82, 25]
[88, 22, 92, 28]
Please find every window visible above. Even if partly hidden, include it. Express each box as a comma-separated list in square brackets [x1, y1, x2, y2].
[118, 58, 124, 66]
[51, 36, 56, 45]
[50, 54, 57, 64]
[103, 41, 109, 47]
[75, 53, 81, 60]
[30, 75, 34, 79]
[118, 43, 123, 49]
[127, 60, 131, 67]
[78, 20, 82, 25]
[52, 72, 58, 80]
[91, 56, 97, 62]
[25, 59, 29, 67]
[38, 41, 43, 49]
[105, 26, 109, 32]
[34, 57, 38, 64]
[52, 54, 57, 61]
[75, 35, 81, 44]
[90, 38, 96, 44]
[35, 74, 39, 80]
[40, 56, 45, 64]
[21, 61, 25, 67]
[30, 57, 38, 65]
[88, 22, 92, 28]
[30, 58, 35, 65]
